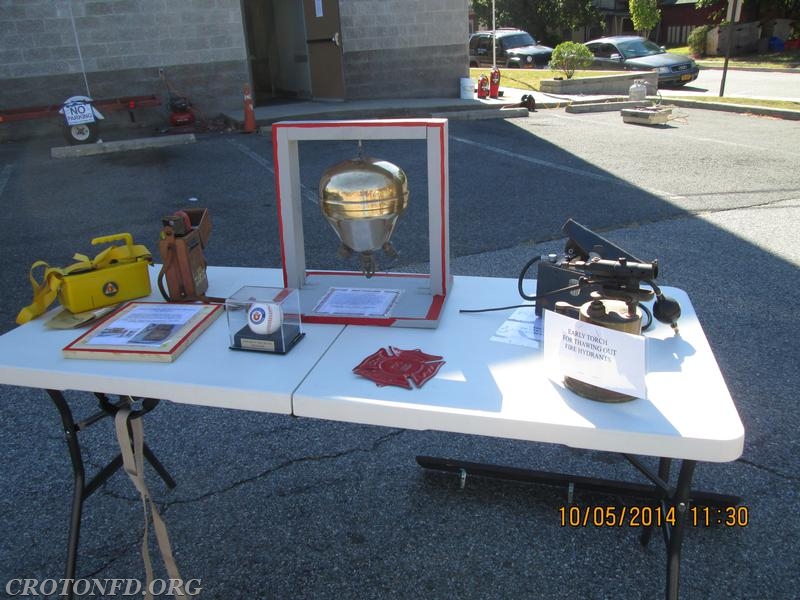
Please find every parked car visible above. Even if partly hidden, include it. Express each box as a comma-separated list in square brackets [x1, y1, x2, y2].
[584, 36, 699, 87]
[469, 29, 553, 69]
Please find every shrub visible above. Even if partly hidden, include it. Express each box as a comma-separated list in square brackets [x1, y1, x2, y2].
[688, 25, 712, 57]
[548, 42, 594, 79]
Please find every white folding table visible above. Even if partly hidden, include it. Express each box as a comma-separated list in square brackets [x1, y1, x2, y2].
[293, 274, 744, 600]
[295, 275, 743, 461]
[0, 266, 345, 598]
[0, 268, 744, 600]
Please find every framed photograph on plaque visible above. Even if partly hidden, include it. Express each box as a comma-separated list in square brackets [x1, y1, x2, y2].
[63, 302, 222, 362]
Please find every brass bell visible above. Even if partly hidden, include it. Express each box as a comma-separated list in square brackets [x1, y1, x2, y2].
[319, 155, 409, 277]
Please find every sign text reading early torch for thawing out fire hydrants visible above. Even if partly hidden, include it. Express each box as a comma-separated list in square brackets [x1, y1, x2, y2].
[543, 310, 647, 399]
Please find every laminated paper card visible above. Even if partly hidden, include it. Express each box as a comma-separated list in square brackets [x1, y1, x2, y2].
[543, 309, 647, 399]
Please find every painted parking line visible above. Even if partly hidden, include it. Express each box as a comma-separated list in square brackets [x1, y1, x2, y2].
[227, 138, 319, 205]
[450, 133, 687, 204]
[451, 134, 630, 187]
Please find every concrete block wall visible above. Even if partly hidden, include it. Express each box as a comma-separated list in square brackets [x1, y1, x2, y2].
[339, 0, 470, 99]
[1, 0, 249, 136]
[539, 72, 659, 95]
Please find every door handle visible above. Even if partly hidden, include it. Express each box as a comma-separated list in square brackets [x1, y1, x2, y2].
[307, 32, 340, 47]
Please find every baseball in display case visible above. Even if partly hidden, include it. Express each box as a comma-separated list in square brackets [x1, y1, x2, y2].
[226, 286, 303, 354]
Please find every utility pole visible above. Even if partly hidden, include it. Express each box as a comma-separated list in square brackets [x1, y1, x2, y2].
[492, 0, 496, 68]
[719, 0, 741, 96]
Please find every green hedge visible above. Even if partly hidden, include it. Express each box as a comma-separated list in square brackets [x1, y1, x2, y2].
[688, 25, 712, 57]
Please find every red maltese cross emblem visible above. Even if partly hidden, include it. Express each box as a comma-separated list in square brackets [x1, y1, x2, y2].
[353, 347, 445, 389]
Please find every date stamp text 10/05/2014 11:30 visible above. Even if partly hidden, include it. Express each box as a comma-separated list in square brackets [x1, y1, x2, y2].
[558, 505, 750, 528]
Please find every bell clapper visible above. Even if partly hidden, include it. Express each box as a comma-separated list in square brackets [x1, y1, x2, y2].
[360, 252, 378, 278]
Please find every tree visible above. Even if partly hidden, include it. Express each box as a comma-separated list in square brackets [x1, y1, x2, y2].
[629, 0, 661, 38]
[471, 0, 602, 46]
[548, 42, 594, 79]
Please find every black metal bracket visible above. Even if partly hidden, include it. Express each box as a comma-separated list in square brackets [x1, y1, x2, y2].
[46, 390, 176, 600]
[415, 454, 740, 600]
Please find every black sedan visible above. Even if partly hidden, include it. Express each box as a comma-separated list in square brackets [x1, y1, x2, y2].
[584, 36, 699, 87]
[469, 29, 553, 69]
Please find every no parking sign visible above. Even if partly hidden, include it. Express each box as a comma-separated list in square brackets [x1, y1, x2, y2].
[62, 100, 95, 125]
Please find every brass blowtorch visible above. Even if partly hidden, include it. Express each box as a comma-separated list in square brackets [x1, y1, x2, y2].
[553, 256, 679, 402]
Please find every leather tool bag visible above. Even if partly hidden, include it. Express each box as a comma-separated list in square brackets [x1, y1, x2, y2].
[157, 207, 215, 302]
[16, 233, 152, 324]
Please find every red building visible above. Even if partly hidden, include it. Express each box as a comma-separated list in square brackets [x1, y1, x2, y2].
[658, 0, 758, 46]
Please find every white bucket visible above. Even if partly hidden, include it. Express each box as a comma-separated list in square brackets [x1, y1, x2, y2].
[460, 77, 475, 99]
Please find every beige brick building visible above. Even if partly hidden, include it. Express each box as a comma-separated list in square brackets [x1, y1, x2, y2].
[1, 0, 470, 126]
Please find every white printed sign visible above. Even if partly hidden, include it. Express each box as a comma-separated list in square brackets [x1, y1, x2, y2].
[313, 287, 400, 317]
[63, 102, 95, 126]
[490, 306, 542, 349]
[543, 309, 647, 399]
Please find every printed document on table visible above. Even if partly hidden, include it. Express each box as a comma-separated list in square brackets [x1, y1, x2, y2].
[491, 305, 541, 349]
[88, 304, 204, 346]
[313, 288, 401, 317]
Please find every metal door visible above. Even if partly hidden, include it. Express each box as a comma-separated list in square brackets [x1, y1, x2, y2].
[302, 0, 345, 100]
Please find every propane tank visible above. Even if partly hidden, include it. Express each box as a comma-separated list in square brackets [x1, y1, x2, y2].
[628, 79, 647, 102]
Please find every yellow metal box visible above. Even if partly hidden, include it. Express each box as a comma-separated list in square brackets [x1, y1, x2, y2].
[16, 232, 153, 324]
[59, 259, 152, 313]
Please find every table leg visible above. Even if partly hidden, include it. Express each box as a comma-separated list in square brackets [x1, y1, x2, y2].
[143, 444, 177, 489]
[46, 390, 86, 600]
[666, 460, 696, 600]
[44, 390, 176, 600]
[415, 455, 737, 505]
[640, 457, 672, 547]
[417, 454, 733, 600]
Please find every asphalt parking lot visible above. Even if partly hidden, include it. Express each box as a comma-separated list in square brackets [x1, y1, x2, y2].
[0, 106, 798, 599]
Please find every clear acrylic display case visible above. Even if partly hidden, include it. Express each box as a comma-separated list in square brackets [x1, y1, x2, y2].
[226, 286, 303, 354]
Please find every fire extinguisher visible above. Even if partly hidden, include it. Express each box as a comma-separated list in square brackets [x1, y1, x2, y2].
[489, 67, 501, 99]
[477, 74, 490, 99]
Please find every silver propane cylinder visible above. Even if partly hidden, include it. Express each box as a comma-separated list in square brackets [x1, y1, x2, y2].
[628, 79, 647, 102]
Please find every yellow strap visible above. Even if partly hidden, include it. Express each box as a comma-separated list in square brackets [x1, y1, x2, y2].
[15, 240, 152, 324]
[73, 243, 152, 271]
[110, 243, 152, 264]
[16, 262, 66, 324]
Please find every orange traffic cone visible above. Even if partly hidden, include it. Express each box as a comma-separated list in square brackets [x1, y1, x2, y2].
[242, 83, 256, 133]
